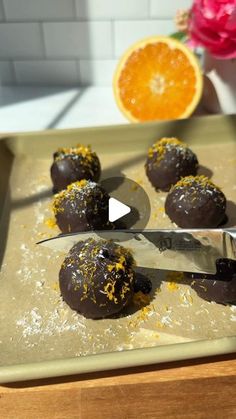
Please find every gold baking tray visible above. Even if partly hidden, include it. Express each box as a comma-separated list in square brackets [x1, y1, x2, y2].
[0, 114, 236, 384]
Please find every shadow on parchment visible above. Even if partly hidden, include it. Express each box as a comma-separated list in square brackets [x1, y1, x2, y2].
[198, 164, 213, 179]
[11, 188, 53, 211]
[0, 143, 14, 269]
[101, 153, 146, 183]
[224, 200, 236, 228]
[0, 189, 11, 270]
[11, 153, 146, 210]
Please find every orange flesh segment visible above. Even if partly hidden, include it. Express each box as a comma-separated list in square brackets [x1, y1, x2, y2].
[117, 42, 199, 121]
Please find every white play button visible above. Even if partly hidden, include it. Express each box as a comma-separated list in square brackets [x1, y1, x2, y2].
[108, 197, 131, 223]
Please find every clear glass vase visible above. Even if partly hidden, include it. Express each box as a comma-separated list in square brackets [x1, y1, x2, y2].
[203, 51, 236, 114]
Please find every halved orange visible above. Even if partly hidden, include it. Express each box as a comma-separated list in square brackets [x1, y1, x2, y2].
[113, 36, 203, 122]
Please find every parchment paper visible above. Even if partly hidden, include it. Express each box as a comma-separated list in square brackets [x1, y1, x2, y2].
[0, 138, 236, 367]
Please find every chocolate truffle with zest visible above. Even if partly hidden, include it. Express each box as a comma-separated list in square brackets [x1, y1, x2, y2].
[53, 180, 110, 233]
[59, 238, 135, 319]
[51, 144, 101, 192]
[165, 175, 227, 228]
[145, 137, 198, 191]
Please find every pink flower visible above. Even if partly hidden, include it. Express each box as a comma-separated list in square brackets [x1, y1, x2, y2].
[189, 0, 236, 59]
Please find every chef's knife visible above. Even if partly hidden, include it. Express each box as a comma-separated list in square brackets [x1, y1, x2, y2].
[37, 229, 236, 275]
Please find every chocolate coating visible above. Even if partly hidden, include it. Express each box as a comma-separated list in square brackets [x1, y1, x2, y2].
[133, 273, 152, 294]
[165, 175, 226, 228]
[53, 180, 110, 233]
[51, 145, 101, 192]
[145, 138, 198, 191]
[186, 259, 236, 304]
[59, 238, 135, 319]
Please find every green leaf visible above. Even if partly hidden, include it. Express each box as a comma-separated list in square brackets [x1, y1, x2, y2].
[170, 32, 187, 42]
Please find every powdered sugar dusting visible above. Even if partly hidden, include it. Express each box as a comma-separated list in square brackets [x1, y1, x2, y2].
[0, 147, 236, 367]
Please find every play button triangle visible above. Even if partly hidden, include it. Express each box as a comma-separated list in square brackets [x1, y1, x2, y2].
[108, 197, 131, 223]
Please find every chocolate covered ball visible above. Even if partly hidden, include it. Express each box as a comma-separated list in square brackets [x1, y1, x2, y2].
[133, 273, 152, 294]
[59, 238, 135, 319]
[145, 137, 198, 191]
[51, 144, 101, 192]
[53, 180, 110, 233]
[165, 175, 226, 228]
[186, 259, 236, 304]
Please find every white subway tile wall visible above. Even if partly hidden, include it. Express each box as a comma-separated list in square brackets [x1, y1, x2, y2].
[0, 23, 44, 58]
[0, 1, 4, 21]
[75, 0, 149, 20]
[14, 61, 79, 85]
[0, 61, 15, 83]
[3, 0, 75, 21]
[114, 20, 175, 57]
[150, 0, 192, 18]
[79, 60, 118, 86]
[0, 0, 193, 86]
[43, 22, 113, 58]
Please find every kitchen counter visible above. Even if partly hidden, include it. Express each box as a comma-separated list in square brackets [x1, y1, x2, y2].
[0, 85, 211, 134]
[1, 354, 236, 418]
[0, 86, 127, 133]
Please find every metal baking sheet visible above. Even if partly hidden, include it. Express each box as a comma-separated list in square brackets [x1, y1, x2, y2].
[0, 114, 236, 383]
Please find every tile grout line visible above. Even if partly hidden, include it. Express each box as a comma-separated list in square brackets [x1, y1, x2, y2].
[0, 18, 174, 24]
[76, 59, 81, 85]
[148, 0, 151, 18]
[72, 0, 77, 20]
[1, 0, 6, 22]
[111, 19, 115, 60]
[0, 55, 118, 61]
[0, 57, 119, 63]
[11, 60, 18, 85]
[39, 22, 47, 59]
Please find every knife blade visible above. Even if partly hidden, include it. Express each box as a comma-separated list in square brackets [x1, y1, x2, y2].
[37, 229, 236, 275]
